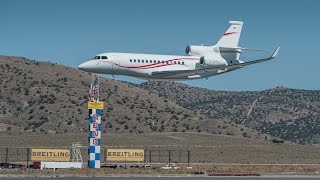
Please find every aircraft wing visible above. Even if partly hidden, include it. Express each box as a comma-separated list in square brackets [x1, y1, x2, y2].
[151, 46, 280, 79]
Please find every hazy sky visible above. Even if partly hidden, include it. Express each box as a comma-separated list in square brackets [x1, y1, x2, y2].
[1, 0, 319, 90]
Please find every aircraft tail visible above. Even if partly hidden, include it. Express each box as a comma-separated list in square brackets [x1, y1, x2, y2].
[216, 21, 243, 48]
[216, 21, 243, 61]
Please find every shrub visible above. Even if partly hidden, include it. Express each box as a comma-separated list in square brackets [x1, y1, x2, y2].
[272, 139, 284, 143]
[108, 123, 113, 129]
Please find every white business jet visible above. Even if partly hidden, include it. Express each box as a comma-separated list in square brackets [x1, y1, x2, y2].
[78, 21, 279, 80]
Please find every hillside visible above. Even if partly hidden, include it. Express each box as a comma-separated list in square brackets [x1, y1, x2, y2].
[0, 55, 265, 140]
[140, 81, 320, 144]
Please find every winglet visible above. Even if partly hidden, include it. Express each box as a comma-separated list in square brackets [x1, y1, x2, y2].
[270, 46, 280, 59]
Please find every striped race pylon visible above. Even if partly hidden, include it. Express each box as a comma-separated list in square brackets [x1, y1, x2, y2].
[88, 101, 104, 168]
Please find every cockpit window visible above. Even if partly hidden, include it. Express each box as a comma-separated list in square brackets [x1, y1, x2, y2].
[101, 56, 108, 59]
[93, 56, 101, 60]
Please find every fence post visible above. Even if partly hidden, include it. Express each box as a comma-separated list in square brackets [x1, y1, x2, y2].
[149, 150, 152, 165]
[168, 150, 171, 165]
[104, 147, 107, 165]
[144, 148, 146, 164]
[187, 150, 190, 167]
[26, 148, 30, 168]
[16, 148, 18, 161]
[5, 147, 8, 164]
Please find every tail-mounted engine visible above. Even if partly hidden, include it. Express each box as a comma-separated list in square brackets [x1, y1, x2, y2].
[185, 45, 213, 56]
[186, 45, 227, 67]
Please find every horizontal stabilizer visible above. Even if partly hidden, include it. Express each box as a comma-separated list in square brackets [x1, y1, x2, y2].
[236, 46, 280, 66]
[219, 47, 271, 53]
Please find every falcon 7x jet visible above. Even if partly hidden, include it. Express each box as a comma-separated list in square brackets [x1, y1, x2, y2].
[78, 21, 279, 80]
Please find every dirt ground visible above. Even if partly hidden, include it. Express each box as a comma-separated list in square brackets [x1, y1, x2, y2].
[1, 164, 320, 176]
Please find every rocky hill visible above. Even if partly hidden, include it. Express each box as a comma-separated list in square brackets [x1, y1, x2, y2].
[140, 81, 320, 144]
[0, 55, 266, 140]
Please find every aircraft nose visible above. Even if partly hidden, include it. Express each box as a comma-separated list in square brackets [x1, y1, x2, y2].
[77, 63, 86, 71]
[78, 61, 92, 71]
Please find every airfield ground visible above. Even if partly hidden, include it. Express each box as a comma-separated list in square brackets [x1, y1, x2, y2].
[0, 164, 320, 177]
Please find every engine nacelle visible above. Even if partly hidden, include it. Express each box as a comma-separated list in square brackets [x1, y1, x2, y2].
[186, 45, 227, 67]
[199, 56, 227, 67]
[185, 45, 213, 56]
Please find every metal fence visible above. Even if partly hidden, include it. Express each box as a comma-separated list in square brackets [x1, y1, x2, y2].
[0, 148, 30, 165]
[0, 147, 190, 166]
[1, 145, 320, 166]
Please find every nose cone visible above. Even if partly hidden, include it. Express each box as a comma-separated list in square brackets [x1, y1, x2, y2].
[78, 61, 93, 72]
[77, 62, 86, 71]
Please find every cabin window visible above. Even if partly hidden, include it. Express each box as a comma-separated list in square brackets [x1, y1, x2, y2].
[162, 61, 164, 64]
[174, 61, 177, 64]
[130, 59, 132, 62]
[166, 61, 169, 64]
[153, 60, 156, 64]
[142, 60, 144, 63]
[101, 56, 108, 59]
[93, 56, 100, 59]
[146, 60, 148, 63]
[182, 61, 185, 65]
[178, 61, 180, 64]
[134, 59, 136, 62]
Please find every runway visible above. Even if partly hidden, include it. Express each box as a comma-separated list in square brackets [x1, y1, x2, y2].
[1, 176, 320, 180]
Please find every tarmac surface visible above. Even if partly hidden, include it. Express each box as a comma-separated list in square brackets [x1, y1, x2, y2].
[1, 176, 320, 180]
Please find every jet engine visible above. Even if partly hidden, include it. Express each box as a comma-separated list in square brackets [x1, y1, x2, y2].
[186, 45, 227, 67]
[199, 56, 227, 67]
[185, 45, 213, 56]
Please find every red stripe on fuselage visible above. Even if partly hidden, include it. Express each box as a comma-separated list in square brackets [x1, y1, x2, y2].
[102, 57, 198, 69]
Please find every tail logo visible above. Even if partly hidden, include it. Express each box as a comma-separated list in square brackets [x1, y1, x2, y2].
[223, 32, 237, 36]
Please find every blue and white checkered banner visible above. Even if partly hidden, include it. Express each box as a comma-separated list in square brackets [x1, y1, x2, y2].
[88, 108, 102, 168]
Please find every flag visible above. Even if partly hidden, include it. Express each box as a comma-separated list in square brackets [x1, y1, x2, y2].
[91, 76, 99, 95]
[88, 75, 99, 100]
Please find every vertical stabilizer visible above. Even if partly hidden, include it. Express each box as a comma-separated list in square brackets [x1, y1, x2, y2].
[216, 21, 243, 48]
